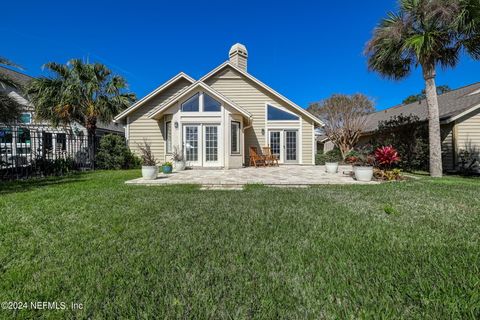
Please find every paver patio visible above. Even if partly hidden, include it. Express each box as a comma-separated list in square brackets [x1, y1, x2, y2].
[125, 165, 378, 188]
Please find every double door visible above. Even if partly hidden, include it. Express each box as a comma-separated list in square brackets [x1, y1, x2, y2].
[183, 124, 221, 167]
[268, 129, 298, 164]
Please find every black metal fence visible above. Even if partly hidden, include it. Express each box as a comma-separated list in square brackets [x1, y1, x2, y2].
[0, 127, 95, 180]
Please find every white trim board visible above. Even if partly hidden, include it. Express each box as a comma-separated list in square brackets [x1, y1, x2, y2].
[114, 72, 195, 121]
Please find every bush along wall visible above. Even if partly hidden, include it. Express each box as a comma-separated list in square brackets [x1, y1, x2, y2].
[95, 134, 140, 170]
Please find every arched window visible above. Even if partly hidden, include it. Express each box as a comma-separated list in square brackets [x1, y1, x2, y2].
[267, 104, 299, 121]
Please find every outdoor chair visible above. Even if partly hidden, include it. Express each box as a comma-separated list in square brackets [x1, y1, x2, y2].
[249, 146, 266, 167]
[262, 146, 279, 167]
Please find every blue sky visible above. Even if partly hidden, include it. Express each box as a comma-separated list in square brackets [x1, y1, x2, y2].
[2, 0, 479, 110]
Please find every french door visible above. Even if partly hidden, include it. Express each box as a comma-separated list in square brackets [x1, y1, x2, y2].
[268, 129, 298, 164]
[183, 124, 221, 167]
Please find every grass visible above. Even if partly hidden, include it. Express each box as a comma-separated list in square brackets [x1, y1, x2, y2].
[0, 170, 479, 319]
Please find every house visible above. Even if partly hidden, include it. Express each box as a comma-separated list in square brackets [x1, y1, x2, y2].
[362, 82, 480, 171]
[315, 134, 335, 154]
[0, 66, 124, 167]
[115, 43, 323, 168]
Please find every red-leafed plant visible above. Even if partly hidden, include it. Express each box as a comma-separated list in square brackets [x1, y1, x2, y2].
[375, 146, 400, 169]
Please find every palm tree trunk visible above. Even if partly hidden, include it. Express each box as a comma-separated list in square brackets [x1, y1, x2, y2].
[422, 66, 443, 178]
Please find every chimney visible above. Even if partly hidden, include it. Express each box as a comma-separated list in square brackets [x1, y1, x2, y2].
[229, 43, 248, 72]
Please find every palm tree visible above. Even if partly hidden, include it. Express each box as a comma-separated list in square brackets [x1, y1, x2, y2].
[0, 57, 23, 124]
[27, 59, 136, 164]
[365, 0, 480, 177]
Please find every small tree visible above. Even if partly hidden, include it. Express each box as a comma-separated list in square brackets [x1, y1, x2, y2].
[308, 94, 375, 158]
[96, 134, 139, 170]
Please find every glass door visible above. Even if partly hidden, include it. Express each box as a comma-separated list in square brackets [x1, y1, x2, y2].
[269, 131, 281, 160]
[203, 125, 220, 166]
[284, 130, 298, 163]
[268, 129, 298, 164]
[183, 125, 201, 166]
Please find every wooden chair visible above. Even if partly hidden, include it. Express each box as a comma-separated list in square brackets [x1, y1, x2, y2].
[262, 146, 279, 167]
[249, 146, 266, 167]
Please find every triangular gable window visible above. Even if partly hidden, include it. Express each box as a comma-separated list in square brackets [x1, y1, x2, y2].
[267, 104, 299, 121]
[204, 93, 221, 112]
[181, 93, 200, 112]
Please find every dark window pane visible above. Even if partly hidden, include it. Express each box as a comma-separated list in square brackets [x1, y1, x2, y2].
[231, 121, 240, 154]
[181, 93, 200, 112]
[57, 133, 67, 151]
[0, 128, 12, 143]
[267, 105, 299, 121]
[18, 128, 31, 143]
[204, 93, 221, 112]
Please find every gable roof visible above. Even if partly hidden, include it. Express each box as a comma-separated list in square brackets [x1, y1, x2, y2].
[364, 82, 480, 132]
[114, 72, 195, 121]
[199, 62, 324, 126]
[147, 81, 252, 119]
[0, 66, 33, 88]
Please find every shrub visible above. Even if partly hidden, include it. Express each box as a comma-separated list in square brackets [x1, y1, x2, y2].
[372, 114, 428, 171]
[315, 148, 343, 165]
[96, 134, 140, 170]
[374, 145, 400, 169]
[34, 157, 76, 176]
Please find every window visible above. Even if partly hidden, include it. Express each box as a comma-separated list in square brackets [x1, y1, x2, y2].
[165, 121, 172, 153]
[231, 121, 240, 154]
[57, 133, 67, 151]
[0, 128, 12, 143]
[181, 93, 200, 112]
[204, 93, 221, 112]
[20, 113, 32, 124]
[267, 104, 299, 121]
[18, 128, 31, 144]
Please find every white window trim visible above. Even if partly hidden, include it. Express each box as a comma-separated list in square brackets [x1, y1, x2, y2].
[165, 120, 172, 154]
[265, 103, 300, 122]
[230, 121, 241, 155]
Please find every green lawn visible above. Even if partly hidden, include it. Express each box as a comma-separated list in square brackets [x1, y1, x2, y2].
[0, 171, 479, 319]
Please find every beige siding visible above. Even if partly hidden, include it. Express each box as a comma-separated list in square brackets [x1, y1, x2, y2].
[205, 67, 316, 165]
[302, 118, 314, 164]
[456, 108, 480, 164]
[128, 79, 191, 162]
[441, 123, 454, 171]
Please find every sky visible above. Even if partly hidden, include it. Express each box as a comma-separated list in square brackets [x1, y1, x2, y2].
[2, 0, 479, 110]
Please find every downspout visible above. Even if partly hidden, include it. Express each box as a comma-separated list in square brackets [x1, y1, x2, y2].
[242, 116, 253, 133]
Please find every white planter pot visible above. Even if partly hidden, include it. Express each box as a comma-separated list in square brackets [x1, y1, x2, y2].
[141, 166, 158, 180]
[173, 160, 186, 172]
[354, 166, 373, 182]
[325, 162, 339, 174]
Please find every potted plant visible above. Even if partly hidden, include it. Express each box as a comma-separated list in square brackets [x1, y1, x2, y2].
[137, 141, 158, 180]
[162, 161, 173, 174]
[323, 149, 342, 173]
[171, 146, 186, 171]
[348, 146, 375, 182]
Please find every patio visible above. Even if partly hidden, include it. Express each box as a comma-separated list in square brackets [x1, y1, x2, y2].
[125, 165, 378, 188]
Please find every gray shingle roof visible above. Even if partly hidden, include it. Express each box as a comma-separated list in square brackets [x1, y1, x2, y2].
[0, 66, 33, 87]
[364, 82, 480, 132]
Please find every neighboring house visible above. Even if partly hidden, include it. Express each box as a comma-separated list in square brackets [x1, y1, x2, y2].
[315, 134, 335, 154]
[115, 43, 323, 168]
[0, 66, 124, 166]
[362, 82, 480, 171]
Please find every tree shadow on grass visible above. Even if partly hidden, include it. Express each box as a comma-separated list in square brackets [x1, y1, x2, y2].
[0, 173, 88, 195]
